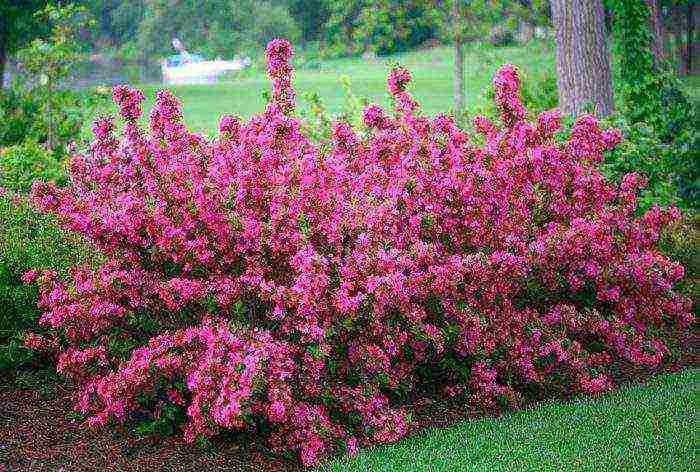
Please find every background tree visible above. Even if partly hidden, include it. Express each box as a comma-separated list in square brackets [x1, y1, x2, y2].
[550, 0, 614, 117]
[134, 0, 299, 60]
[83, 0, 145, 49]
[0, 0, 52, 89]
[661, 1, 697, 75]
[452, 0, 465, 112]
[323, 0, 439, 57]
[646, 0, 666, 64]
[15, 3, 88, 150]
[284, 0, 332, 48]
[435, 1, 518, 113]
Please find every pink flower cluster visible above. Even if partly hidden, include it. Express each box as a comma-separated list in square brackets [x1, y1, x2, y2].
[266, 38, 295, 114]
[25, 40, 693, 467]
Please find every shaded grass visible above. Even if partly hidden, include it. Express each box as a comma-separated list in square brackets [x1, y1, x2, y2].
[318, 369, 699, 472]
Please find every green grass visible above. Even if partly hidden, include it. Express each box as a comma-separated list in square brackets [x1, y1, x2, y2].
[89, 41, 557, 136]
[87, 41, 700, 139]
[318, 369, 699, 472]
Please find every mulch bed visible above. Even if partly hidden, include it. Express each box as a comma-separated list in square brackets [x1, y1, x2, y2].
[0, 379, 299, 472]
[1, 338, 696, 471]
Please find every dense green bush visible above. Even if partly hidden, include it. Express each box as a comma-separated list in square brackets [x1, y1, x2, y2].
[0, 85, 43, 147]
[0, 193, 94, 373]
[606, 0, 699, 210]
[600, 113, 699, 211]
[0, 82, 105, 156]
[0, 140, 65, 193]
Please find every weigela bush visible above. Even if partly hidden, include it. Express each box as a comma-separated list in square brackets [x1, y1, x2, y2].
[24, 39, 693, 466]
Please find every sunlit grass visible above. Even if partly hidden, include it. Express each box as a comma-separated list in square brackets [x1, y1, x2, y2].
[86, 41, 699, 139]
[86, 42, 557, 136]
[318, 369, 698, 472]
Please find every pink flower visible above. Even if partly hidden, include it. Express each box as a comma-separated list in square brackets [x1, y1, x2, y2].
[347, 436, 358, 456]
[23, 43, 691, 467]
[21, 270, 39, 284]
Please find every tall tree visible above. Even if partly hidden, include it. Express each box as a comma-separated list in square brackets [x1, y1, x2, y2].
[0, 0, 50, 89]
[662, 1, 697, 75]
[284, 0, 331, 47]
[452, 0, 465, 112]
[686, 2, 695, 74]
[646, 0, 666, 64]
[550, 0, 614, 117]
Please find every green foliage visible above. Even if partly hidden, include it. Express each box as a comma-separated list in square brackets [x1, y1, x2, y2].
[600, 114, 699, 211]
[0, 85, 43, 147]
[323, 0, 440, 57]
[0, 0, 52, 64]
[284, 0, 332, 44]
[0, 193, 94, 372]
[16, 4, 87, 85]
[135, 0, 300, 60]
[83, 0, 146, 48]
[133, 403, 187, 437]
[337, 75, 369, 130]
[13, 3, 92, 153]
[298, 74, 370, 142]
[607, 0, 699, 209]
[0, 140, 65, 193]
[658, 211, 700, 311]
[0, 82, 106, 156]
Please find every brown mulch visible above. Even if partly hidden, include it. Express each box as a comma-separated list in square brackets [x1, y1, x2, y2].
[0, 378, 300, 472]
[1, 338, 696, 471]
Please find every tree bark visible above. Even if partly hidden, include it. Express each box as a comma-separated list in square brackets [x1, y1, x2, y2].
[550, 0, 615, 117]
[0, 31, 6, 90]
[646, 0, 666, 64]
[452, 1, 465, 113]
[518, 19, 535, 43]
[687, 3, 695, 74]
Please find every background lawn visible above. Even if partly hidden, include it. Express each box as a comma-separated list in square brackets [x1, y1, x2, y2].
[318, 369, 699, 472]
[89, 42, 557, 135]
[89, 41, 698, 138]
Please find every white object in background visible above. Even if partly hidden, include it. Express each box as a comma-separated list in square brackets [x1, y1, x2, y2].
[160, 53, 251, 85]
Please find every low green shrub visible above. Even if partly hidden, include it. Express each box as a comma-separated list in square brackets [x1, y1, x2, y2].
[0, 85, 43, 147]
[0, 140, 66, 193]
[0, 193, 94, 373]
[600, 110, 699, 212]
[0, 82, 109, 157]
[658, 211, 700, 313]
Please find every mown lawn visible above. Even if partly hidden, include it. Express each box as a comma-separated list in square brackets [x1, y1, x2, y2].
[88, 40, 699, 139]
[89, 41, 557, 135]
[318, 369, 698, 472]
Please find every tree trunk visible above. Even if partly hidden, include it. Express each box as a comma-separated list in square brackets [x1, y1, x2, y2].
[687, 3, 695, 74]
[668, 5, 689, 75]
[550, 0, 615, 117]
[518, 19, 535, 43]
[452, 1, 465, 113]
[646, 0, 666, 64]
[0, 33, 6, 90]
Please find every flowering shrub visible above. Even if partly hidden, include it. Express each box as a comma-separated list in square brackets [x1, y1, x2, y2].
[24, 39, 693, 467]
